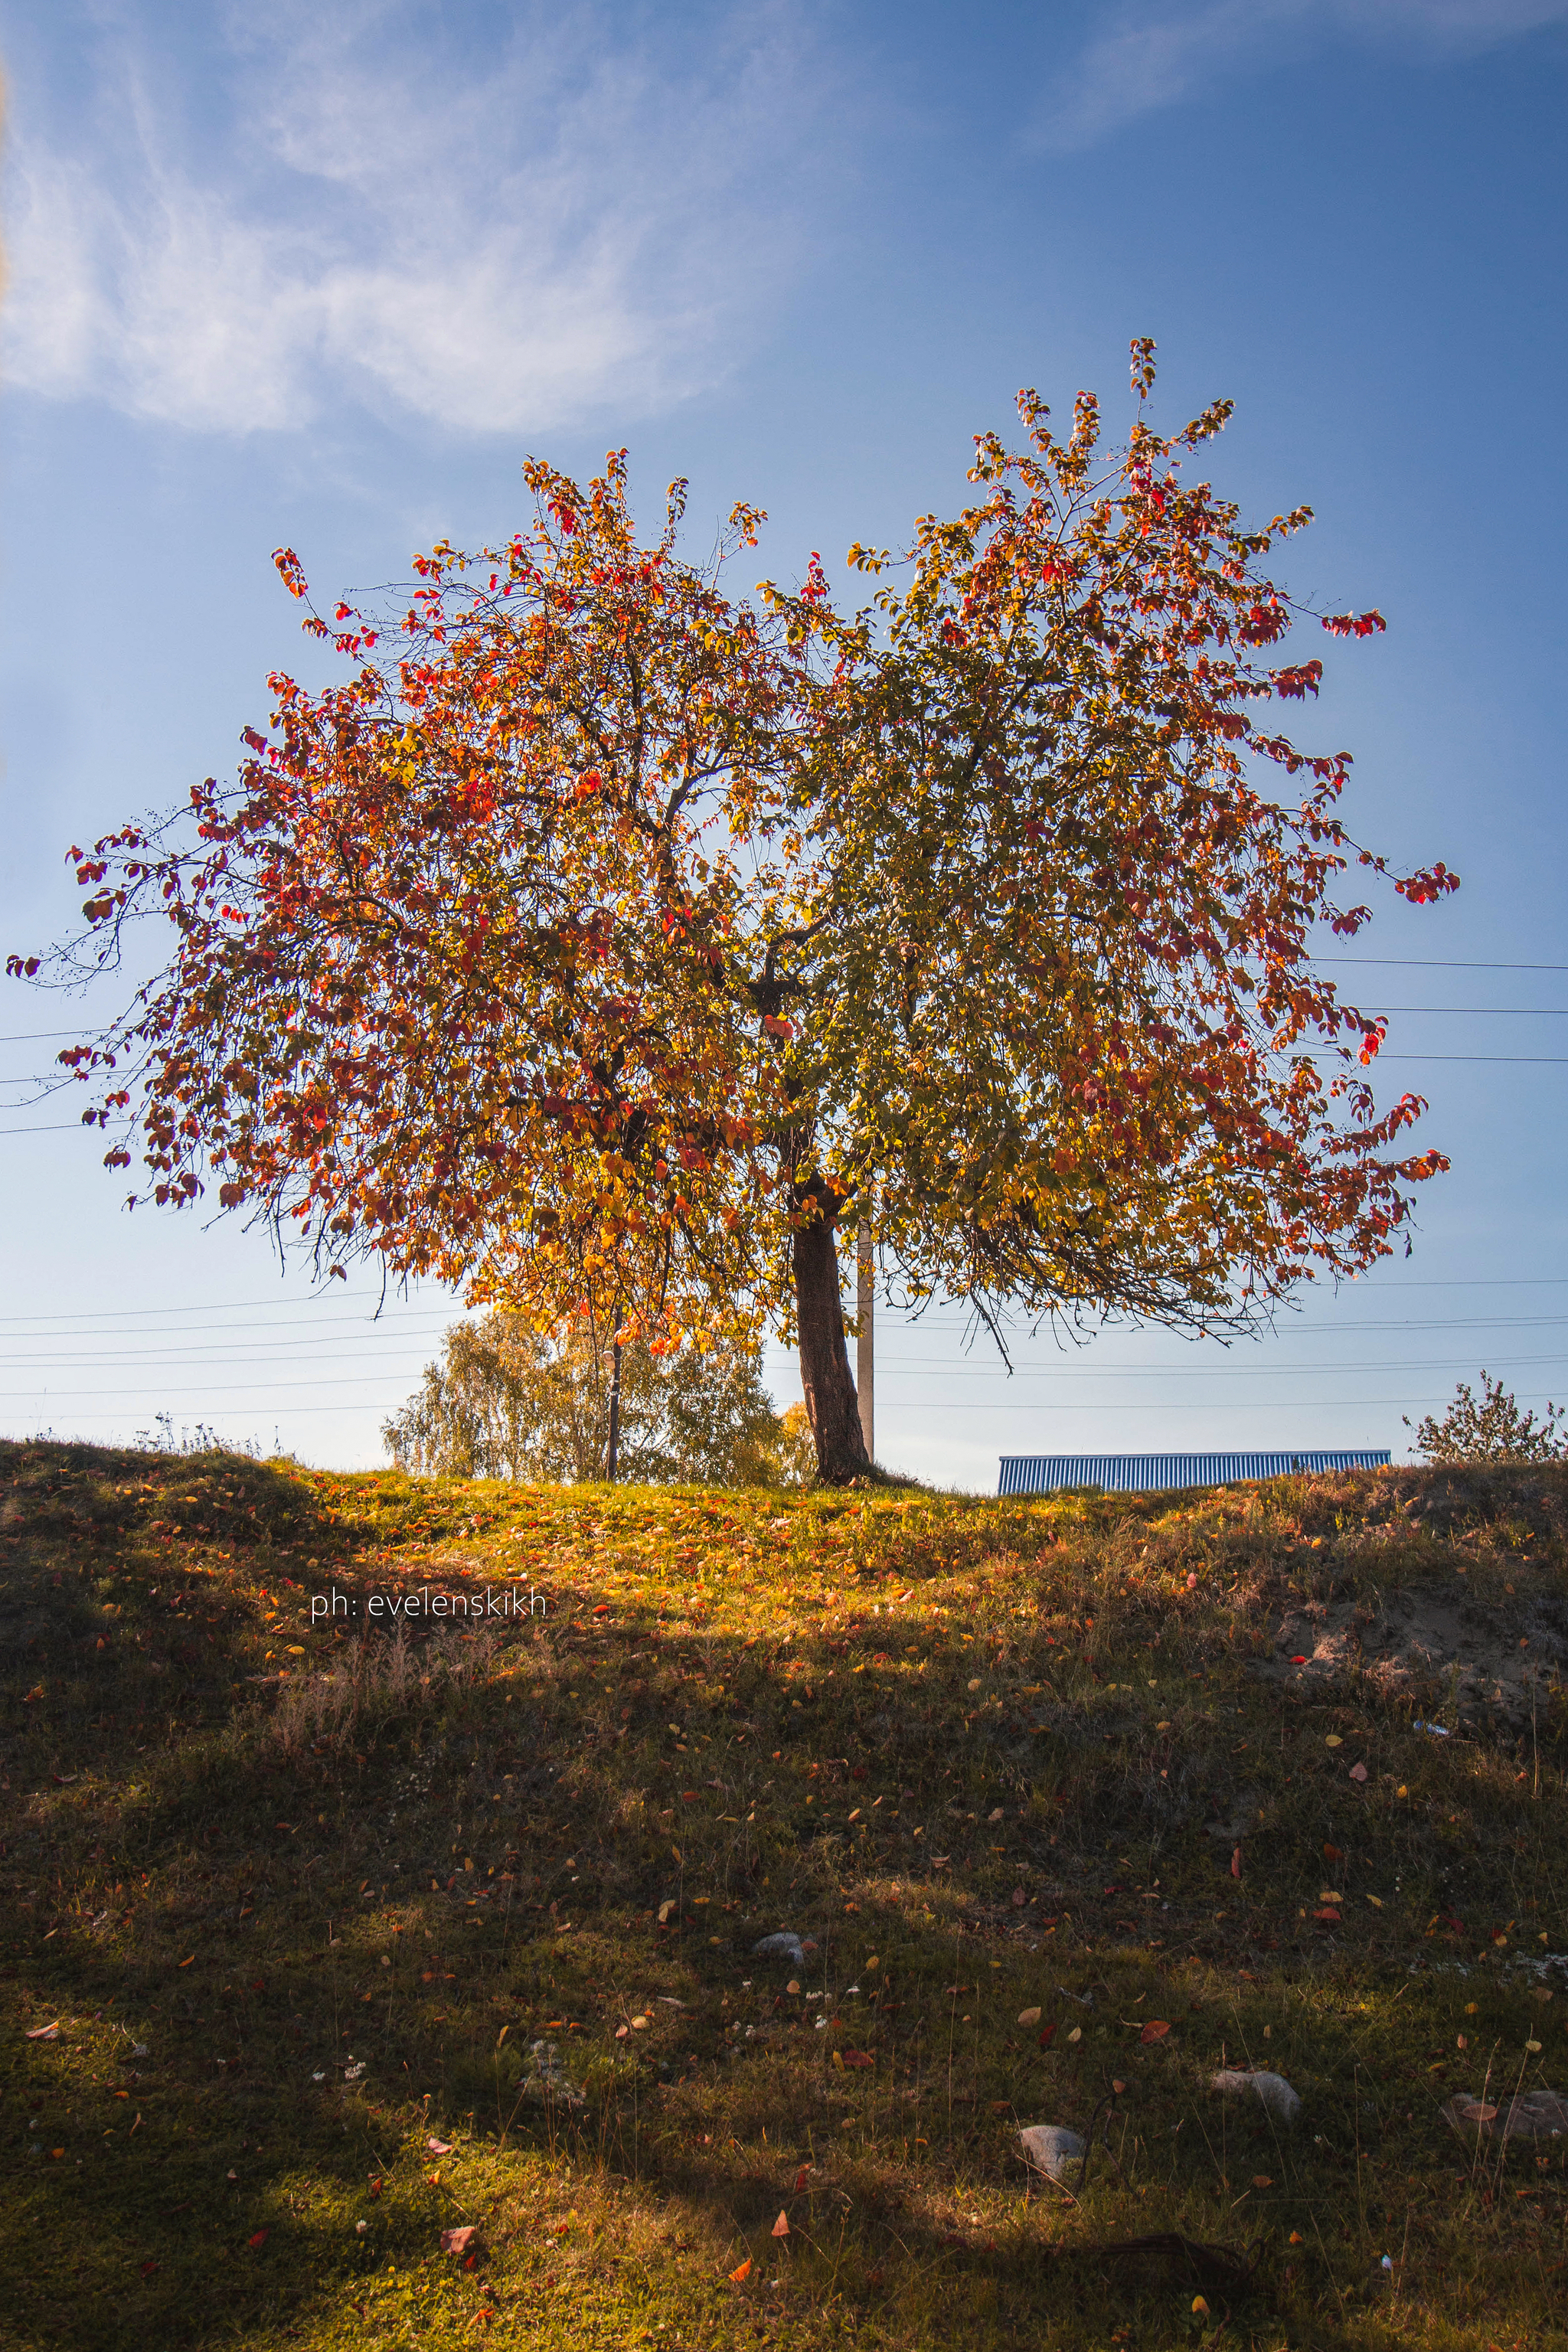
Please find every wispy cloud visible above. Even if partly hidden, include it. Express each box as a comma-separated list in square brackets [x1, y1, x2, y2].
[2, 1, 832, 435]
[1040, 0, 1568, 152]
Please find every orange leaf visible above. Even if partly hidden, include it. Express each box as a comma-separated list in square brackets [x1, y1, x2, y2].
[771, 2210, 790, 2239]
[1139, 2020, 1171, 2044]
[728, 2259, 753, 2284]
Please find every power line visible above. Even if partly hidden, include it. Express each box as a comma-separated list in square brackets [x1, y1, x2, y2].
[1366, 1007, 1568, 1016]
[5, 1302, 1568, 1363]
[0, 1288, 440, 1325]
[9, 1310, 1568, 1366]
[1, 1281, 1566, 1341]
[898, 1312, 1568, 1337]
[887, 1395, 1529, 1416]
[871, 1350, 1568, 1380]
[8, 1348, 1565, 1403]
[0, 1391, 1544, 1424]
[1318, 957, 1568, 972]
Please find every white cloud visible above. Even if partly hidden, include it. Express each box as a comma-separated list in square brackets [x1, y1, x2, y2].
[1, 1, 828, 435]
[1040, 0, 1568, 151]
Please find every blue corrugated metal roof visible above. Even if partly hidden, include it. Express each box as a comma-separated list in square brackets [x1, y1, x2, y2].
[998, 1449, 1390, 1497]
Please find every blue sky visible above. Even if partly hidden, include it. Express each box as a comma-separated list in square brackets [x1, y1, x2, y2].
[2, 0, 1566, 1484]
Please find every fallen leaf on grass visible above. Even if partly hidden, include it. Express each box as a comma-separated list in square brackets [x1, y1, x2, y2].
[658, 1900, 677, 1924]
[1324, 1735, 1342, 1749]
[1018, 2006, 1041, 2028]
[140, 2260, 158, 2279]
[1067, 2027, 1083, 2044]
[426, 2138, 453, 2155]
[728, 2259, 753, 2284]
[1253, 2175, 1273, 2188]
[1349, 1762, 1368, 1783]
[368, 2178, 383, 2200]
[793, 2165, 812, 2190]
[24, 2024, 60, 2041]
[1038, 2024, 1057, 2050]
[840, 2050, 874, 2068]
[248, 2230, 268, 2251]
[441, 2226, 478, 2256]
[771, 2211, 790, 2238]
[1139, 2020, 1171, 2044]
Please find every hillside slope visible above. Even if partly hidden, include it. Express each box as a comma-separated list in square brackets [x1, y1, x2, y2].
[3, 1440, 1566, 2350]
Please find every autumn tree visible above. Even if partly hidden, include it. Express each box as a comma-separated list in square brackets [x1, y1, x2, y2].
[382, 1313, 785, 1485]
[1406, 1374, 1566, 1465]
[15, 345, 1456, 1481]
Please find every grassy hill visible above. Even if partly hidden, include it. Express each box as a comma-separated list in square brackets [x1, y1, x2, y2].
[3, 1437, 1567, 2350]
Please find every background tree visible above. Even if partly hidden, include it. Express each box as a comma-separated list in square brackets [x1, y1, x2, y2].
[381, 1314, 787, 1485]
[1406, 1374, 1567, 1465]
[17, 346, 1456, 1481]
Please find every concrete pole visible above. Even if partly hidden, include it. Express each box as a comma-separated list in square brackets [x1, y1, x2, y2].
[856, 1219, 874, 1462]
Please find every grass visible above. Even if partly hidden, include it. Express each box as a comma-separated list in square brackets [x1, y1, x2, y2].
[3, 1438, 1567, 2351]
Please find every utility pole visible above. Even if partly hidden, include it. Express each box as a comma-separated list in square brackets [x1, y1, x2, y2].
[857, 1220, 874, 1462]
[606, 1341, 622, 1481]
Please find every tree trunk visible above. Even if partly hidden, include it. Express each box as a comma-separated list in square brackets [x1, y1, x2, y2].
[792, 1179, 870, 1484]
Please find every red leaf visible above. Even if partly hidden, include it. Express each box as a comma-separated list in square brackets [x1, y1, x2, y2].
[248, 2230, 268, 2251]
[1037, 2024, 1057, 2050]
[1139, 2020, 1171, 2045]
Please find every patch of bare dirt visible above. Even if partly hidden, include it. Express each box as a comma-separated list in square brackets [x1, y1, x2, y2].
[1253, 1583, 1568, 1724]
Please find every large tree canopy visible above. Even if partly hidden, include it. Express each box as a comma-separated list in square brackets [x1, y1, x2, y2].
[15, 345, 1456, 1479]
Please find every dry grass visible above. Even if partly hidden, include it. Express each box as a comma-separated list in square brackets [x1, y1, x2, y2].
[3, 1438, 1567, 2350]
